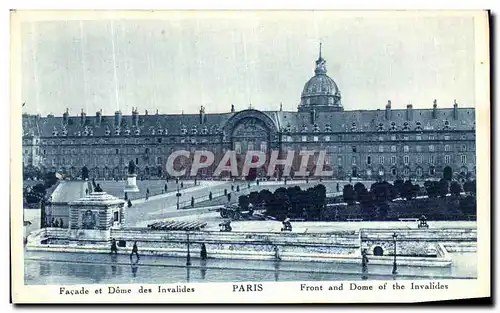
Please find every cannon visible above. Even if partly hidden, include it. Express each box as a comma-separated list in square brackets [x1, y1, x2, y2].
[217, 204, 254, 221]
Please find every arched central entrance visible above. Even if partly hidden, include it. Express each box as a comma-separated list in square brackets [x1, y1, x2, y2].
[223, 110, 279, 179]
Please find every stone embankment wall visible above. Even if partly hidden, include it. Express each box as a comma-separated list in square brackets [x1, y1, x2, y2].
[26, 227, 476, 265]
[360, 228, 477, 257]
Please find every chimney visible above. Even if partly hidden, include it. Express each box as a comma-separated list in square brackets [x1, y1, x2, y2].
[80, 109, 87, 126]
[406, 104, 413, 121]
[114, 110, 122, 127]
[310, 108, 316, 125]
[63, 108, 69, 125]
[432, 99, 438, 119]
[199, 105, 206, 124]
[453, 99, 458, 120]
[132, 107, 139, 126]
[385, 100, 392, 120]
[95, 109, 102, 126]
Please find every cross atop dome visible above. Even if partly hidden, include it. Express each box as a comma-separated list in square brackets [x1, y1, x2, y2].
[315, 42, 327, 75]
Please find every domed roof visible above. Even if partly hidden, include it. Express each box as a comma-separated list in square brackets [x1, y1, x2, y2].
[298, 44, 343, 112]
[301, 74, 340, 98]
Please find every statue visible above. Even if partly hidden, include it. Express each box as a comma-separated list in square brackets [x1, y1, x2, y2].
[124, 160, 139, 193]
[128, 160, 136, 175]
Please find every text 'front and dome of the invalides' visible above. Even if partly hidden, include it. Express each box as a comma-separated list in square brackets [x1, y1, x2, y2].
[22, 44, 476, 181]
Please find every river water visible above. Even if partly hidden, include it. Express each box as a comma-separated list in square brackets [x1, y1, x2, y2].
[24, 251, 477, 285]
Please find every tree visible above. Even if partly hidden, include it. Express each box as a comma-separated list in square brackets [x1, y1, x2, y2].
[81, 166, 89, 180]
[393, 179, 404, 197]
[425, 180, 439, 198]
[463, 180, 476, 195]
[450, 181, 463, 197]
[402, 180, 417, 200]
[360, 190, 377, 221]
[438, 179, 449, 198]
[459, 195, 476, 217]
[238, 195, 249, 209]
[354, 182, 367, 202]
[443, 166, 453, 181]
[343, 184, 356, 205]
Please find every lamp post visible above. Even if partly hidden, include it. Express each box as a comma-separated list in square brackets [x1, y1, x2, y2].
[392, 232, 398, 275]
[186, 232, 191, 266]
[176, 187, 181, 210]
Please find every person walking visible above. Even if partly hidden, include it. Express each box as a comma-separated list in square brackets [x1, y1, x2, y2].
[361, 248, 369, 269]
[200, 243, 208, 260]
[130, 241, 140, 260]
[110, 238, 118, 254]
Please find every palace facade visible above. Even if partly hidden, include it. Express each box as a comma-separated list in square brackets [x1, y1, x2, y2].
[22, 49, 476, 181]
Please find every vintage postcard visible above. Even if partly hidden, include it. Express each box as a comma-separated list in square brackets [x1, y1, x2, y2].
[10, 10, 490, 303]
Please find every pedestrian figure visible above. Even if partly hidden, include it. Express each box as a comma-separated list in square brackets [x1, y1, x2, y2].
[236, 185, 240, 192]
[191, 197, 195, 207]
[209, 191, 213, 201]
[59, 218, 64, 228]
[248, 182, 250, 188]
[227, 193, 231, 202]
[54, 219, 59, 228]
[256, 179, 260, 186]
[361, 248, 369, 269]
[124, 192, 128, 201]
[200, 243, 208, 260]
[165, 184, 168, 193]
[284, 178, 287, 185]
[231, 185, 234, 191]
[306, 177, 309, 184]
[274, 246, 281, 261]
[85, 188, 89, 195]
[127, 199, 132, 208]
[194, 178, 197, 185]
[51, 217, 55, 227]
[130, 241, 140, 260]
[181, 182, 184, 188]
[110, 238, 118, 254]
[336, 183, 340, 192]
[224, 189, 227, 196]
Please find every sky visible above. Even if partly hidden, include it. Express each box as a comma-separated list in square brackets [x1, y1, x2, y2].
[20, 11, 476, 116]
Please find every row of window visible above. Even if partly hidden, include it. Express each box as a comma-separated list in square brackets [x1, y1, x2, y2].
[44, 154, 471, 168]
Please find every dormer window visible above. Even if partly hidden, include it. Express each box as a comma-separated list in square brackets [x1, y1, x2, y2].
[415, 121, 423, 131]
[313, 124, 320, 133]
[157, 128, 163, 135]
[181, 125, 187, 135]
[151, 128, 155, 135]
[390, 122, 397, 131]
[125, 129, 131, 135]
[76, 131, 82, 136]
[105, 128, 111, 136]
[201, 126, 208, 135]
[443, 120, 450, 130]
[164, 128, 168, 135]
[52, 130, 58, 137]
[191, 126, 198, 135]
[135, 129, 140, 136]
[325, 124, 332, 132]
[351, 122, 357, 131]
[83, 130, 89, 136]
[61, 129, 68, 136]
[403, 122, 410, 131]
[301, 125, 308, 133]
[377, 123, 384, 131]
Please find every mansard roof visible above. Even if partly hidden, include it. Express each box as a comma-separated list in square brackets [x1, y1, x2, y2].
[23, 106, 475, 138]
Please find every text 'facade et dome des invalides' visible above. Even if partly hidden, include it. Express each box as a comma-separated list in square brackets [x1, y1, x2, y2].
[22, 45, 476, 181]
